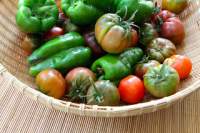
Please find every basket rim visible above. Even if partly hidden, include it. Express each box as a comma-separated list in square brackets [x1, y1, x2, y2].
[1, 63, 200, 117]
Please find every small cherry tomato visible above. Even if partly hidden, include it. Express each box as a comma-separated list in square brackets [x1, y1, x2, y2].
[162, 0, 188, 14]
[36, 69, 66, 99]
[161, 17, 185, 45]
[118, 75, 145, 104]
[164, 55, 192, 80]
[44, 26, 64, 41]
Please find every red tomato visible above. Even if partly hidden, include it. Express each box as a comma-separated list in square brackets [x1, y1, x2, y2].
[118, 75, 145, 104]
[161, 17, 185, 45]
[44, 26, 64, 41]
[164, 55, 192, 80]
[152, 10, 176, 24]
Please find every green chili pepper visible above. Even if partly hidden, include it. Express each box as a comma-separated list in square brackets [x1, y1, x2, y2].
[16, 0, 59, 33]
[28, 32, 85, 65]
[91, 47, 143, 82]
[116, 0, 154, 24]
[29, 47, 92, 76]
[61, 0, 103, 25]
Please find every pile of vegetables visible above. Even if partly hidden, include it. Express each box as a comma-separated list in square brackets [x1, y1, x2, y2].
[16, 0, 192, 106]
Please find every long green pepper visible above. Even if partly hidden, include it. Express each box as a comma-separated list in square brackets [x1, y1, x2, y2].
[29, 47, 92, 76]
[28, 32, 85, 65]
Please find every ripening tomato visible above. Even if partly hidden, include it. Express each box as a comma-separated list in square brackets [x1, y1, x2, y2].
[65, 67, 96, 86]
[161, 17, 185, 45]
[95, 13, 138, 54]
[65, 67, 96, 102]
[36, 69, 66, 99]
[118, 75, 145, 104]
[44, 26, 64, 41]
[152, 10, 176, 24]
[162, 0, 188, 14]
[147, 38, 177, 63]
[164, 55, 192, 80]
[135, 60, 160, 79]
[144, 65, 180, 98]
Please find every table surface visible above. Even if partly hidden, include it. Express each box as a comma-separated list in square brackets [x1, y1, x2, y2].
[0, 72, 200, 133]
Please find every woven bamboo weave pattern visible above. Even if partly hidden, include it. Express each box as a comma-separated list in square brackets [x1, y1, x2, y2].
[0, 0, 200, 117]
[1, 73, 200, 132]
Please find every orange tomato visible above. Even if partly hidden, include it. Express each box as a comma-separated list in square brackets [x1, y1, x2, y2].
[118, 75, 145, 104]
[164, 55, 192, 80]
[36, 69, 66, 99]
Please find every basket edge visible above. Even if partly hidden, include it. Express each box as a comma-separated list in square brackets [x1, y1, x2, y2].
[1, 63, 200, 117]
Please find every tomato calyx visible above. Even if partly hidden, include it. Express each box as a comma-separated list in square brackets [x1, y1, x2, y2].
[89, 79, 104, 104]
[153, 2, 161, 15]
[66, 74, 92, 103]
[116, 9, 139, 38]
[144, 65, 168, 83]
[138, 55, 150, 64]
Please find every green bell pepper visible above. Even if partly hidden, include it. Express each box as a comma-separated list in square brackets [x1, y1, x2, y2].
[28, 32, 85, 65]
[116, 0, 154, 24]
[61, 0, 103, 26]
[16, 0, 59, 33]
[29, 47, 92, 76]
[91, 47, 143, 82]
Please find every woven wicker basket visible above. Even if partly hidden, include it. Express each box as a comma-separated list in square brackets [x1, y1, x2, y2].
[0, 0, 200, 117]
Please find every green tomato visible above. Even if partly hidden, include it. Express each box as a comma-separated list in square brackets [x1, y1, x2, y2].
[144, 65, 180, 98]
[147, 38, 176, 63]
[140, 23, 158, 46]
[87, 80, 120, 106]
